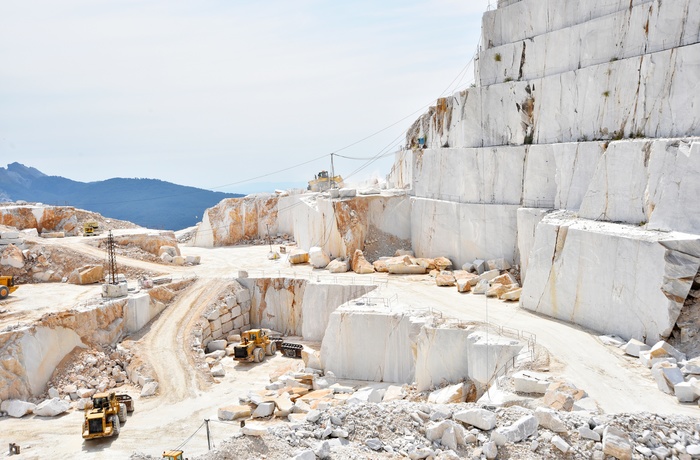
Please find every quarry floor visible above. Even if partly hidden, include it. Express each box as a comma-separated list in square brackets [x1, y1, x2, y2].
[0, 233, 697, 458]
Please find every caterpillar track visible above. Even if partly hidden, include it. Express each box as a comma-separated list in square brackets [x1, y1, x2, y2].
[271, 338, 303, 359]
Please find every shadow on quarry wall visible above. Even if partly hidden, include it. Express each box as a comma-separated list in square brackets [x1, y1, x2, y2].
[239, 277, 377, 342]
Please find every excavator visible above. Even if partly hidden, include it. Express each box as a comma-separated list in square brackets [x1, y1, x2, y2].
[307, 170, 343, 192]
[0, 275, 18, 299]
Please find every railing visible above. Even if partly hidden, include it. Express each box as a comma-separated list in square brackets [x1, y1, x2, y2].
[486, 325, 537, 388]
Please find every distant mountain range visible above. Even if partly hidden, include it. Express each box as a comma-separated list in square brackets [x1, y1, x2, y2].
[0, 162, 243, 230]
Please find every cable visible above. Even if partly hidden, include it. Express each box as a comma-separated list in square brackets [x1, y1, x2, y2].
[175, 420, 206, 451]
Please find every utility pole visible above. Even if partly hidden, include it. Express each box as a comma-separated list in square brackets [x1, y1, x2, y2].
[330, 153, 335, 189]
[205, 419, 211, 450]
[106, 230, 118, 285]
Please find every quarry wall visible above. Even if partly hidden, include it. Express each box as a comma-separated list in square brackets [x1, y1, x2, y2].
[0, 280, 192, 400]
[387, 0, 700, 346]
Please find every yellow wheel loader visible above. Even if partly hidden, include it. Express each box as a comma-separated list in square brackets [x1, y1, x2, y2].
[163, 450, 187, 460]
[0, 276, 18, 299]
[233, 329, 277, 363]
[82, 392, 134, 439]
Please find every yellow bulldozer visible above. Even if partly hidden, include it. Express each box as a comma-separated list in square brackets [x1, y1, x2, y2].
[233, 329, 277, 363]
[0, 275, 18, 299]
[82, 392, 134, 440]
[163, 451, 187, 460]
[308, 170, 343, 192]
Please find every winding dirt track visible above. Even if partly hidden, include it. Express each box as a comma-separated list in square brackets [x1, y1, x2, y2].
[134, 278, 227, 403]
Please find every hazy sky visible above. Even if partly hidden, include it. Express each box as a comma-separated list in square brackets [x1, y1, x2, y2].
[0, 0, 490, 194]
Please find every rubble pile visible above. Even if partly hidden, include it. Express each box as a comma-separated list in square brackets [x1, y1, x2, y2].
[0, 241, 155, 284]
[0, 346, 138, 418]
[135, 367, 700, 460]
[44, 347, 134, 404]
[618, 338, 700, 406]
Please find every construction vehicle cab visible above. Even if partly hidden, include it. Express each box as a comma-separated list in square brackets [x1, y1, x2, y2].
[233, 328, 276, 363]
[0, 275, 18, 299]
[163, 450, 187, 460]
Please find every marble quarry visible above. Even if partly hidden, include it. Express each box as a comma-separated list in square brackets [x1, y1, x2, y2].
[382, 0, 700, 346]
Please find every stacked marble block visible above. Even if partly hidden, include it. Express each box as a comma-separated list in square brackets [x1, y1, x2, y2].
[201, 288, 252, 349]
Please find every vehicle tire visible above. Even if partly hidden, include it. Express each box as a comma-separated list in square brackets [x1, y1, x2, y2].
[111, 415, 120, 435]
[265, 341, 276, 356]
[254, 347, 264, 363]
[127, 401, 135, 413]
[118, 403, 127, 423]
[0, 286, 8, 299]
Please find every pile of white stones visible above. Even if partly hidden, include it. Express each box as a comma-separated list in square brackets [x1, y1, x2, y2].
[621, 338, 700, 405]
[206, 364, 700, 460]
[0, 346, 140, 418]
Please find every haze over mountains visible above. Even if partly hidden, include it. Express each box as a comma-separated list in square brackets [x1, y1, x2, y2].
[0, 162, 243, 230]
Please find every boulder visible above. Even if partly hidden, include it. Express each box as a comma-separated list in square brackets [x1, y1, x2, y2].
[372, 259, 388, 272]
[158, 245, 178, 257]
[513, 371, 550, 394]
[241, 422, 268, 436]
[218, 405, 252, 420]
[289, 249, 310, 265]
[649, 341, 686, 362]
[252, 401, 276, 418]
[486, 283, 508, 298]
[651, 362, 684, 394]
[492, 273, 517, 286]
[210, 364, 225, 377]
[436, 272, 456, 287]
[456, 278, 472, 293]
[172, 256, 185, 265]
[500, 288, 522, 301]
[309, 247, 331, 268]
[140, 381, 158, 397]
[623, 338, 650, 357]
[207, 340, 227, 352]
[0, 244, 24, 268]
[161, 253, 173, 263]
[543, 381, 585, 411]
[428, 383, 467, 404]
[487, 258, 511, 271]
[491, 415, 538, 446]
[479, 269, 500, 282]
[483, 441, 498, 459]
[473, 259, 488, 274]
[453, 408, 497, 431]
[326, 258, 349, 273]
[351, 250, 374, 274]
[68, 265, 105, 285]
[382, 385, 405, 402]
[473, 280, 489, 295]
[433, 257, 453, 271]
[534, 407, 567, 433]
[603, 426, 633, 460]
[674, 381, 698, 403]
[551, 435, 571, 453]
[348, 387, 385, 404]
[388, 262, 426, 274]
[34, 398, 70, 417]
[0, 400, 36, 418]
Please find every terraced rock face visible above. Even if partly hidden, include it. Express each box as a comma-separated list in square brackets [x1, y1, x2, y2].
[386, 0, 700, 348]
